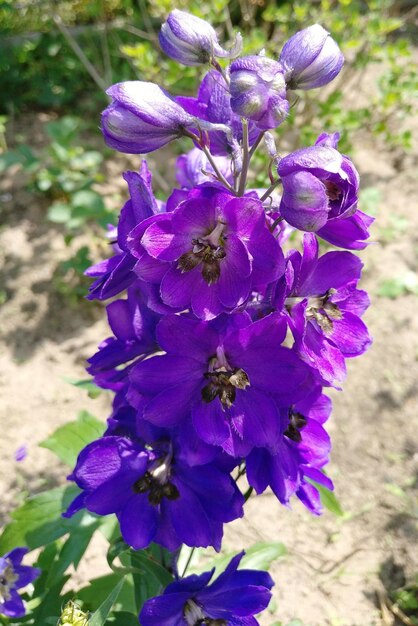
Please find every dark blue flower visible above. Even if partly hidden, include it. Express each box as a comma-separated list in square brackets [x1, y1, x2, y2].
[0, 548, 40, 618]
[64, 436, 244, 552]
[140, 551, 273, 626]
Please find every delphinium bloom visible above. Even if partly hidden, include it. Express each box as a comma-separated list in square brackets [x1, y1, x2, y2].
[159, 9, 242, 66]
[102, 82, 197, 154]
[277, 133, 373, 249]
[129, 312, 312, 456]
[0, 548, 40, 618]
[230, 54, 289, 129]
[273, 234, 371, 385]
[86, 162, 160, 300]
[129, 185, 285, 320]
[140, 551, 273, 626]
[64, 435, 244, 551]
[71, 11, 373, 609]
[279, 24, 344, 90]
[247, 387, 333, 514]
[87, 282, 159, 390]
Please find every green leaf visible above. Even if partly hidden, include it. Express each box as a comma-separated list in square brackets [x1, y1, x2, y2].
[107, 612, 140, 626]
[39, 410, 105, 466]
[240, 542, 287, 570]
[71, 189, 105, 212]
[196, 541, 286, 577]
[315, 483, 344, 517]
[86, 577, 125, 626]
[47, 202, 72, 224]
[130, 550, 174, 588]
[0, 484, 97, 553]
[46, 520, 101, 583]
[377, 272, 418, 299]
[64, 377, 103, 399]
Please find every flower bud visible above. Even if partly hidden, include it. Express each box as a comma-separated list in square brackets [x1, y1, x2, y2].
[159, 9, 242, 66]
[101, 81, 196, 154]
[279, 24, 344, 90]
[230, 55, 289, 129]
[277, 135, 359, 232]
[59, 600, 89, 626]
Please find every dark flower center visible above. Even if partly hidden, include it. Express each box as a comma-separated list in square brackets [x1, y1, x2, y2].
[0, 561, 17, 603]
[184, 600, 226, 626]
[132, 459, 180, 505]
[286, 288, 342, 334]
[324, 180, 342, 202]
[202, 347, 250, 408]
[284, 409, 307, 442]
[177, 222, 227, 286]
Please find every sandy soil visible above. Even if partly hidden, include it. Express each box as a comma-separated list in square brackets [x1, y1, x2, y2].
[0, 112, 417, 626]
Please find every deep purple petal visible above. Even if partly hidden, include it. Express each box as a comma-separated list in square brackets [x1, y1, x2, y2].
[130, 355, 203, 394]
[192, 399, 230, 446]
[142, 219, 190, 261]
[119, 494, 159, 549]
[217, 236, 251, 308]
[143, 381, 199, 427]
[328, 312, 371, 356]
[160, 266, 199, 308]
[156, 315, 219, 362]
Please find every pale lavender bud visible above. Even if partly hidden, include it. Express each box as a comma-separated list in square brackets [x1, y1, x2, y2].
[279, 24, 344, 90]
[101, 81, 196, 154]
[230, 55, 289, 129]
[159, 9, 242, 67]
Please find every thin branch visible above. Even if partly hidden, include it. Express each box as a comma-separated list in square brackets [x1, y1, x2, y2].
[53, 15, 108, 92]
[249, 131, 265, 159]
[260, 180, 281, 203]
[237, 120, 249, 196]
[181, 547, 196, 577]
[200, 143, 235, 193]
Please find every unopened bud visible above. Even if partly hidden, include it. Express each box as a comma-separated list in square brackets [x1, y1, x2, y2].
[230, 55, 289, 130]
[159, 10, 242, 67]
[279, 24, 344, 90]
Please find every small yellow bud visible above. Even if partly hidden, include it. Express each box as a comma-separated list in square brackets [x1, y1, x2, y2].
[58, 600, 89, 626]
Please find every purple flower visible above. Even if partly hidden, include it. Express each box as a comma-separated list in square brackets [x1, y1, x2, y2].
[176, 148, 233, 188]
[140, 551, 273, 626]
[247, 387, 333, 514]
[274, 234, 371, 385]
[0, 548, 40, 618]
[64, 436, 243, 551]
[278, 133, 359, 232]
[159, 10, 242, 66]
[129, 185, 285, 320]
[230, 55, 289, 130]
[129, 313, 312, 457]
[101, 82, 196, 154]
[279, 24, 344, 90]
[87, 283, 159, 390]
[86, 163, 160, 300]
[14, 445, 28, 462]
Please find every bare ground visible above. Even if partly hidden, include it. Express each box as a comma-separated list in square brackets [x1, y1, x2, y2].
[0, 114, 417, 626]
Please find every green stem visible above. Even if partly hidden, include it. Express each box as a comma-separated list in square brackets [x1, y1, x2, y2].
[244, 486, 254, 502]
[237, 120, 249, 196]
[201, 143, 235, 193]
[260, 180, 281, 203]
[182, 547, 196, 577]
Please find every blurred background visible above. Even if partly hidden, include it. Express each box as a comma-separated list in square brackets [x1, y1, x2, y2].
[0, 1, 417, 624]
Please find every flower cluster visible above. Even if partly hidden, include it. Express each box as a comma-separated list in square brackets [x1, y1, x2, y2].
[0, 548, 40, 618]
[65, 11, 372, 623]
